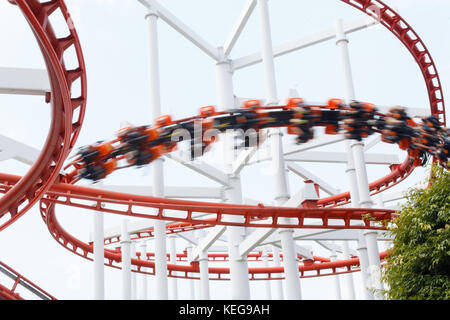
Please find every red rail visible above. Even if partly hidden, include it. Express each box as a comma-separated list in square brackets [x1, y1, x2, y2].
[0, 0, 445, 297]
[0, 261, 56, 300]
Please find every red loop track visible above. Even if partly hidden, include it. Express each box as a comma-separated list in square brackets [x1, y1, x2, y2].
[0, 0, 87, 231]
[0, 0, 446, 295]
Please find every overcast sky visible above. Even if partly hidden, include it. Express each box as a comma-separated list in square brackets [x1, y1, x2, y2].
[0, 0, 449, 300]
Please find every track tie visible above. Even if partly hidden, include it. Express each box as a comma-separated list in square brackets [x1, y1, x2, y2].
[71, 97, 84, 112]
[57, 35, 75, 52]
[40, 1, 60, 16]
[65, 68, 82, 86]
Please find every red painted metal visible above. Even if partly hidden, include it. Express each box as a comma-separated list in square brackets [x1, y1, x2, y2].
[0, 0, 86, 231]
[0, 261, 56, 300]
[0, 0, 446, 298]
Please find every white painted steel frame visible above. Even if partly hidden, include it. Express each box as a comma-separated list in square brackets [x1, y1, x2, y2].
[133, 0, 386, 301]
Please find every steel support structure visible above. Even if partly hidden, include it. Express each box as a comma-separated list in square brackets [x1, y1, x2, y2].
[216, 55, 251, 299]
[4, 0, 445, 302]
[169, 235, 178, 300]
[93, 211, 104, 300]
[257, 0, 302, 300]
[335, 18, 378, 300]
[330, 249, 342, 300]
[271, 246, 284, 300]
[130, 241, 137, 300]
[341, 241, 356, 300]
[145, 7, 169, 300]
[196, 231, 211, 300]
[139, 241, 148, 300]
[121, 220, 132, 300]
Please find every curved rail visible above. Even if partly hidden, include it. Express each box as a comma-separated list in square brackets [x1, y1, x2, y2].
[1, 0, 446, 297]
[0, 261, 56, 300]
[36, 0, 445, 282]
[0, 0, 87, 231]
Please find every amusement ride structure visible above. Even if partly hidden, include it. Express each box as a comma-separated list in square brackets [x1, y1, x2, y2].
[0, 0, 448, 300]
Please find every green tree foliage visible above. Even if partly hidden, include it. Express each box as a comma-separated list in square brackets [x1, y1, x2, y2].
[382, 165, 450, 300]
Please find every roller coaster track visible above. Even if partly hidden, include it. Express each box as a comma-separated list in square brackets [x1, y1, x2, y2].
[0, 261, 56, 300]
[0, 0, 87, 231]
[0, 0, 446, 298]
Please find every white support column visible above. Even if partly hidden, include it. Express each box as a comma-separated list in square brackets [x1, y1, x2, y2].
[198, 249, 210, 300]
[145, 8, 169, 300]
[261, 247, 272, 300]
[139, 241, 148, 300]
[257, 0, 301, 300]
[153, 219, 168, 300]
[215, 50, 251, 300]
[257, 0, 278, 104]
[341, 241, 356, 300]
[93, 212, 104, 300]
[375, 194, 384, 208]
[363, 230, 384, 299]
[169, 235, 178, 300]
[330, 249, 342, 300]
[224, 175, 251, 300]
[130, 241, 137, 300]
[121, 220, 132, 300]
[186, 245, 196, 300]
[351, 141, 373, 209]
[335, 18, 360, 208]
[271, 246, 284, 300]
[194, 230, 210, 300]
[335, 18, 381, 300]
[356, 235, 374, 300]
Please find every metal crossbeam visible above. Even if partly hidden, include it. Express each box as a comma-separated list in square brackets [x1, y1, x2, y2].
[0, 67, 50, 95]
[285, 151, 400, 165]
[166, 153, 229, 186]
[233, 16, 378, 70]
[288, 163, 340, 195]
[0, 134, 40, 165]
[238, 191, 305, 257]
[223, 0, 256, 57]
[191, 226, 227, 261]
[138, 0, 220, 61]
[97, 185, 222, 199]
[247, 135, 346, 164]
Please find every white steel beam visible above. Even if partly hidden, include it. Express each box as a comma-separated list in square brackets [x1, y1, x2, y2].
[223, 0, 257, 57]
[259, 228, 393, 246]
[364, 136, 381, 152]
[315, 240, 342, 253]
[0, 67, 50, 95]
[97, 184, 222, 199]
[96, 213, 213, 243]
[233, 17, 378, 70]
[295, 244, 313, 260]
[0, 134, 40, 165]
[247, 134, 346, 164]
[121, 220, 132, 300]
[239, 227, 277, 258]
[191, 225, 227, 261]
[93, 212, 105, 300]
[176, 231, 197, 246]
[285, 151, 399, 165]
[243, 197, 262, 206]
[165, 153, 229, 186]
[271, 242, 313, 260]
[231, 145, 260, 175]
[138, 0, 220, 61]
[378, 191, 405, 204]
[238, 191, 303, 258]
[288, 163, 340, 196]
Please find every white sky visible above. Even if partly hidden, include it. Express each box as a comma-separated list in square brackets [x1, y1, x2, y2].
[0, 0, 449, 300]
